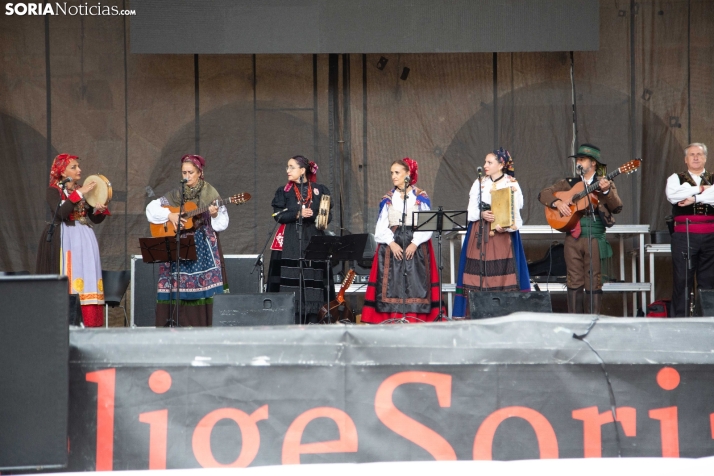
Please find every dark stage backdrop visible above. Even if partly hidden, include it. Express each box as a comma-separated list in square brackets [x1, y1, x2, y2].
[0, 1, 712, 310]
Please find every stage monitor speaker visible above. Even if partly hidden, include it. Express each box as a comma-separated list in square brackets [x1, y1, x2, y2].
[131, 254, 263, 327]
[223, 254, 263, 294]
[469, 291, 552, 319]
[695, 288, 714, 317]
[131, 256, 160, 327]
[0, 275, 69, 470]
[213, 292, 295, 326]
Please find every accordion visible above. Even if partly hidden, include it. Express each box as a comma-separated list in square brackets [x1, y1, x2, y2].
[489, 187, 517, 236]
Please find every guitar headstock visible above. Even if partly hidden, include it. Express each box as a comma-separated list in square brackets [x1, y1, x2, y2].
[336, 269, 356, 303]
[619, 159, 641, 175]
[343, 269, 356, 288]
[228, 193, 252, 205]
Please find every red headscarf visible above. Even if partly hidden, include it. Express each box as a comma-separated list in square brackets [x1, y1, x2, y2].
[49, 153, 78, 186]
[181, 154, 206, 177]
[403, 157, 418, 186]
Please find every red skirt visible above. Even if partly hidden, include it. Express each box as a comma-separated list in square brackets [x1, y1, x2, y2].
[361, 240, 441, 324]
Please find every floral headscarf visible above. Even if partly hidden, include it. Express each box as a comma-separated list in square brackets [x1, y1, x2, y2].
[49, 153, 78, 186]
[493, 148, 515, 176]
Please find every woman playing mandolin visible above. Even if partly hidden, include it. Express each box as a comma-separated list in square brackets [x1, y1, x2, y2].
[538, 144, 623, 315]
[145, 154, 229, 327]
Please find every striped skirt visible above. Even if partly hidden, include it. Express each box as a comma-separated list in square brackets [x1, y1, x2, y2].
[453, 221, 524, 318]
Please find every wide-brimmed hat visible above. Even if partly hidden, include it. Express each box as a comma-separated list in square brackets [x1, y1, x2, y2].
[569, 143, 606, 166]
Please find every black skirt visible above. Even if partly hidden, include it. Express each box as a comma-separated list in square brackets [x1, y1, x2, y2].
[268, 250, 334, 324]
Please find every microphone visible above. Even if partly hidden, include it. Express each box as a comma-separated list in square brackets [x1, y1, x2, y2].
[180, 178, 188, 184]
[576, 164, 584, 175]
[476, 167, 484, 177]
[404, 176, 411, 185]
[59, 177, 72, 185]
[272, 208, 289, 217]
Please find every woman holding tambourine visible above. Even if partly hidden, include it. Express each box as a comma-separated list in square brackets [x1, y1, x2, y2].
[36, 153, 110, 327]
[267, 155, 334, 324]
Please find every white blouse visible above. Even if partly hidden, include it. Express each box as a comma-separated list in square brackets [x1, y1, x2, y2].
[467, 175, 524, 231]
[145, 198, 229, 233]
[666, 170, 714, 205]
[374, 189, 433, 246]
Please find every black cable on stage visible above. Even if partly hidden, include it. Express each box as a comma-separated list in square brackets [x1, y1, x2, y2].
[573, 318, 623, 457]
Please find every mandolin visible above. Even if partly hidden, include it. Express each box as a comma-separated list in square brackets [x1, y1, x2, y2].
[318, 269, 356, 324]
[150, 193, 251, 237]
[544, 159, 640, 232]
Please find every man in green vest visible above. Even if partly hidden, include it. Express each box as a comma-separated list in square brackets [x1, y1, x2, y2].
[538, 144, 623, 314]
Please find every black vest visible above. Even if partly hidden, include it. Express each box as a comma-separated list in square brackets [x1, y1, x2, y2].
[672, 171, 714, 216]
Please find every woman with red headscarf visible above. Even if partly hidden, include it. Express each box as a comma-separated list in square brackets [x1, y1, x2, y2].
[268, 155, 334, 324]
[361, 158, 441, 323]
[36, 153, 110, 327]
[145, 154, 229, 327]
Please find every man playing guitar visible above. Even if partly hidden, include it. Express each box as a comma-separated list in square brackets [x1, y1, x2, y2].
[538, 144, 623, 314]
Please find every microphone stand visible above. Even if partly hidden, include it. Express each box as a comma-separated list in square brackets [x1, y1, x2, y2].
[686, 175, 711, 317]
[46, 181, 69, 243]
[252, 214, 283, 292]
[684, 218, 692, 317]
[476, 170, 485, 292]
[167, 179, 186, 328]
[400, 177, 410, 322]
[434, 206, 451, 322]
[580, 167, 597, 315]
[296, 176, 306, 324]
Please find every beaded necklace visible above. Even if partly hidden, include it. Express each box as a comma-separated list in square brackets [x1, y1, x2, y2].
[292, 182, 312, 207]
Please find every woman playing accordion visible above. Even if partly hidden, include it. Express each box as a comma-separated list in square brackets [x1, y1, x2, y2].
[452, 149, 530, 318]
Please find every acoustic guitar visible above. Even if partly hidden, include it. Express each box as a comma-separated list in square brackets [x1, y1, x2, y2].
[318, 269, 356, 324]
[150, 193, 251, 238]
[544, 160, 640, 232]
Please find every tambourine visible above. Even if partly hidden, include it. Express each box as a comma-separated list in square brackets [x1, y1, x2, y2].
[316, 194, 330, 230]
[83, 174, 112, 207]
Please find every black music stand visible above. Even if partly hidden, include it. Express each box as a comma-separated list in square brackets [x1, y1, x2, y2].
[304, 234, 368, 321]
[139, 237, 197, 263]
[412, 208, 467, 321]
[139, 236, 197, 327]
